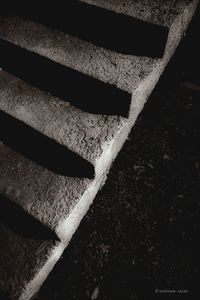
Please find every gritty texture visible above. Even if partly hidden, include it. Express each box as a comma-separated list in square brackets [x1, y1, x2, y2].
[34, 7, 200, 299]
[82, 0, 193, 26]
[0, 7, 199, 298]
[0, 70, 126, 169]
[0, 1, 194, 97]
[0, 0, 197, 245]
[0, 144, 91, 233]
[0, 16, 156, 94]
[0, 1, 198, 299]
[0, 223, 58, 300]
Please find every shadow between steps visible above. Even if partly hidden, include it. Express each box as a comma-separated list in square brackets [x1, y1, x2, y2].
[2, 1, 169, 57]
[0, 110, 94, 178]
[0, 38, 130, 117]
[0, 194, 59, 241]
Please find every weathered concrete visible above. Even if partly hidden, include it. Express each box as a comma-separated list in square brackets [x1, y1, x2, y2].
[0, 1, 198, 299]
[2, 1, 169, 57]
[0, 71, 127, 176]
[0, 0, 193, 95]
[0, 223, 63, 300]
[0, 15, 155, 95]
[0, 0, 197, 251]
[82, 0, 192, 26]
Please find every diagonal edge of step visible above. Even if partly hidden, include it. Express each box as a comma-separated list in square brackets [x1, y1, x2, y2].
[0, 0, 193, 178]
[0, 0, 195, 114]
[0, 223, 62, 300]
[0, 15, 156, 95]
[0, 104, 128, 241]
[0, 69, 127, 177]
[128, 0, 200, 119]
[56, 0, 200, 242]
[0, 37, 130, 117]
[0, 0, 198, 243]
[0, 108, 95, 179]
[0, 193, 59, 241]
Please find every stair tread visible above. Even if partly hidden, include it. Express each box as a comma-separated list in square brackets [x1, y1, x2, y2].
[0, 0, 197, 240]
[3, 1, 169, 57]
[0, 0, 190, 96]
[0, 222, 61, 300]
[82, 0, 189, 26]
[0, 0, 197, 241]
[0, 70, 127, 174]
[0, 15, 156, 94]
[0, 144, 97, 239]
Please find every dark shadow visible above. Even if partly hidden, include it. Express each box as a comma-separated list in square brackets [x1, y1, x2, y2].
[0, 38, 130, 117]
[0, 194, 59, 241]
[0, 290, 10, 300]
[2, 1, 169, 57]
[0, 110, 94, 178]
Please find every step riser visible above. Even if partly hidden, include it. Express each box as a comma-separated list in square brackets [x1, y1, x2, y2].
[2, 0, 169, 57]
[0, 194, 58, 240]
[0, 70, 127, 177]
[0, 38, 130, 116]
[0, 109, 94, 178]
[0, 0, 197, 242]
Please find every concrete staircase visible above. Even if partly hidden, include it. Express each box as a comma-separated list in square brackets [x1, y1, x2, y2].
[0, 1, 198, 299]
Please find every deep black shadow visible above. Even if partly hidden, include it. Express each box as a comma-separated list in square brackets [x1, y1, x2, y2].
[0, 38, 130, 117]
[0, 110, 94, 178]
[0, 290, 10, 300]
[0, 194, 59, 240]
[2, 1, 169, 57]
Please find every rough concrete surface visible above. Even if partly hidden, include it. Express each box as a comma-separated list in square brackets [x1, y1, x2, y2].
[33, 6, 200, 299]
[0, 15, 156, 94]
[0, 1, 197, 241]
[0, 223, 60, 300]
[0, 0, 188, 96]
[82, 0, 193, 26]
[0, 1, 199, 299]
[0, 71, 127, 171]
[0, 1, 191, 242]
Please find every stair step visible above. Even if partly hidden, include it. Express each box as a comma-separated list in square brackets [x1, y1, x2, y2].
[0, 222, 62, 300]
[0, 70, 127, 177]
[2, 0, 169, 57]
[0, 0, 197, 244]
[0, 11, 169, 98]
[0, 38, 130, 116]
[0, 1, 198, 299]
[82, 0, 188, 26]
[0, 109, 94, 178]
[0, 105, 127, 241]
[0, 0, 194, 116]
